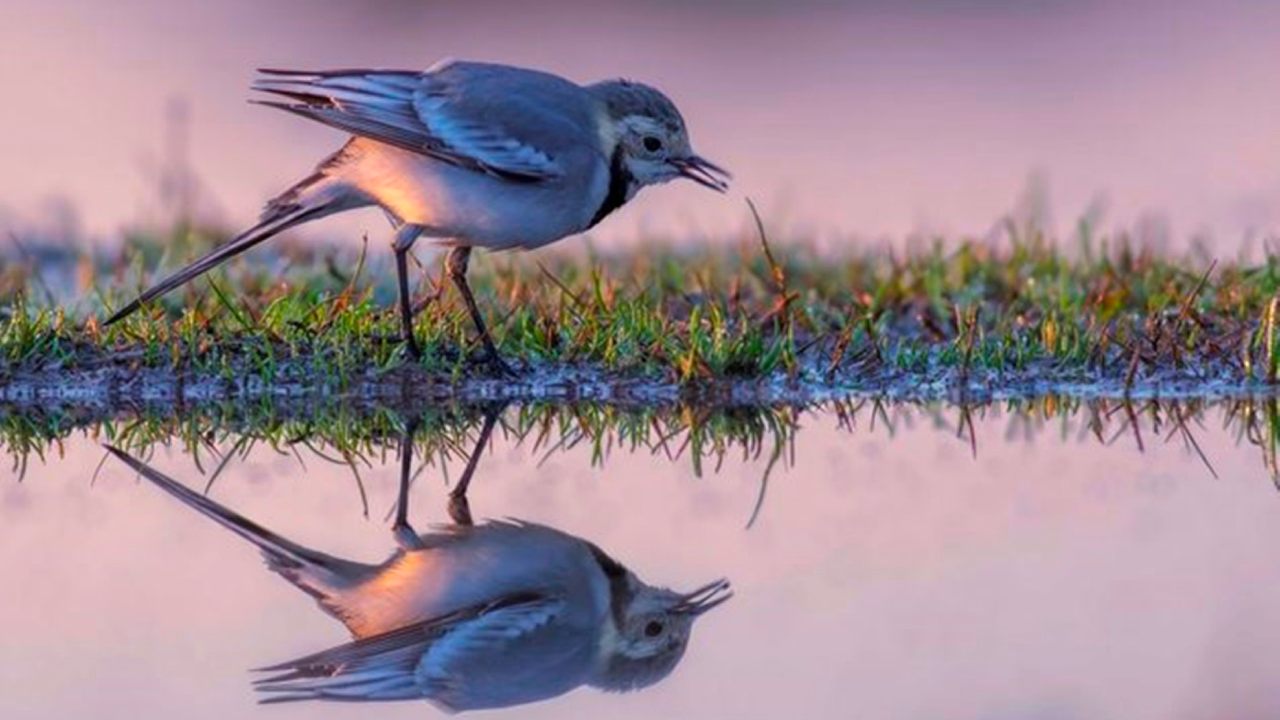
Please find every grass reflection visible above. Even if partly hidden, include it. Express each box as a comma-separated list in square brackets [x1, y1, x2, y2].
[6, 396, 1280, 495]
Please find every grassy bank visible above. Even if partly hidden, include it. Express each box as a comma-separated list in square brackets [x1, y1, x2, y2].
[4, 218, 1280, 399]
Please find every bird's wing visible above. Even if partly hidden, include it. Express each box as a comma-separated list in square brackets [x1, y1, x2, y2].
[253, 61, 598, 182]
[254, 593, 564, 704]
[416, 593, 565, 685]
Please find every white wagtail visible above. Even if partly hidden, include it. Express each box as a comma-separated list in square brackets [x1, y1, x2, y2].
[104, 438, 730, 711]
[103, 59, 731, 371]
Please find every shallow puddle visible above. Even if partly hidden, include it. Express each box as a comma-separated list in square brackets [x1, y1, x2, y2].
[4, 401, 1280, 718]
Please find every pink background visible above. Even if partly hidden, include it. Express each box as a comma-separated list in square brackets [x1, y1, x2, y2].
[3, 0, 1280, 251]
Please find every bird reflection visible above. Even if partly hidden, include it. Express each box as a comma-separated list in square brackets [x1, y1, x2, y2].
[105, 408, 729, 712]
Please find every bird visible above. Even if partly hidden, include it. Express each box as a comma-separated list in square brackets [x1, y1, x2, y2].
[101, 59, 731, 372]
[103, 440, 730, 712]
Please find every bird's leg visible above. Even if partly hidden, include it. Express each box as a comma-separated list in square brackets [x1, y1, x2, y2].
[447, 404, 504, 526]
[393, 225, 424, 360]
[445, 246, 513, 375]
[393, 417, 425, 550]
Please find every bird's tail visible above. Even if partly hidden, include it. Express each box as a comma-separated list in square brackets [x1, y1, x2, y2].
[103, 156, 363, 326]
[104, 445, 374, 621]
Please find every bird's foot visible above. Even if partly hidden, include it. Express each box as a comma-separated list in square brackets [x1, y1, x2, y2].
[481, 348, 515, 377]
[403, 333, 423, 361]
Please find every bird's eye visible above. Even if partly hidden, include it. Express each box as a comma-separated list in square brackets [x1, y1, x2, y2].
[644, 620, 665, 637]
[642, 136, 663, 153]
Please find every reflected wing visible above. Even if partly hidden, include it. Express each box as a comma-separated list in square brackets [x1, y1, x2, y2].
[253, 62, 586, 182]
[254, 593, 563, 704]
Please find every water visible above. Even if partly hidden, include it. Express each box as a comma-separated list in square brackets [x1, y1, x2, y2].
[4, 401, 1280, 719]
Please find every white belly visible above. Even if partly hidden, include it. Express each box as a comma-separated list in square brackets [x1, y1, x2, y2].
[335, 522, 607, 638]
[339, 139, 609, 249]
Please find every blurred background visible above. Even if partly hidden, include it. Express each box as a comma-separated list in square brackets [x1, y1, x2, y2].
[2, 0, 1279, 251]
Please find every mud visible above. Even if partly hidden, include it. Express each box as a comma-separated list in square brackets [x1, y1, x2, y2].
[1, 354, 1275, 418]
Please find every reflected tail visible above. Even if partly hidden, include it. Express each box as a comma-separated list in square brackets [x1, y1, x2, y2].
[104, 446, 373, 621]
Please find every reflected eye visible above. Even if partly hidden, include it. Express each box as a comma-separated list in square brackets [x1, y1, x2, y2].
[644, 620, 665, 637]
[642, 136, 663, 153]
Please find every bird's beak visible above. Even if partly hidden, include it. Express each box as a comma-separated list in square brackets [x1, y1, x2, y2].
[671, 155, 731, 193]
[672, 578, 733, 616]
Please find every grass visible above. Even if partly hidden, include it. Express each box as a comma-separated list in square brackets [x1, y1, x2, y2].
[2, 399, 798, 494]
[6, 212, 1280, 402]
[10, 215, 1280, 523]
[8, 396, 1280, 503]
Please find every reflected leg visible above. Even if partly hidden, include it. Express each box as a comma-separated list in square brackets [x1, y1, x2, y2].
[393, 418, 425, 550]
[445, 246, 512, 375]
[447, 405, 504, 526]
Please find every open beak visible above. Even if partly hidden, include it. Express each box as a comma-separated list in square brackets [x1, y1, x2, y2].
[672, 578, 733, 616]
[671, 155, 731, 193]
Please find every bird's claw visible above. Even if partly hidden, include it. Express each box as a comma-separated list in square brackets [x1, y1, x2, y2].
[482, 350, 515, 377]
[403, 334, 423, 361]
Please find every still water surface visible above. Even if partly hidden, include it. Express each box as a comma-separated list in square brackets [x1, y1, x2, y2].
[4, 404, 1280, 719]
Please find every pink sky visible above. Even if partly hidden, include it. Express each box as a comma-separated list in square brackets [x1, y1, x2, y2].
[3, 0, 1280, 251]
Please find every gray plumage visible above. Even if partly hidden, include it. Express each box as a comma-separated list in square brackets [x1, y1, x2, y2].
[590, 78, 687, 136]
[102, 59, 730, 345]
[105, 446, 730, 712]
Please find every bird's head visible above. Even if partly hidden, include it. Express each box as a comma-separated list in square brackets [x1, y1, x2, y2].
[589, 79, 730, 194]
[590, 574, 732, 692]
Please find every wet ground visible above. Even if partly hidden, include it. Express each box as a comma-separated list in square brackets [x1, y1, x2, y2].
[3, 354, 1277, 414]
[4, 400, 1280, 718]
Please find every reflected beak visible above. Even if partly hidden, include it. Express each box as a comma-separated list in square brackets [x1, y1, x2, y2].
[671, 155, 731, 193]
[672, 578, 733, 616]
